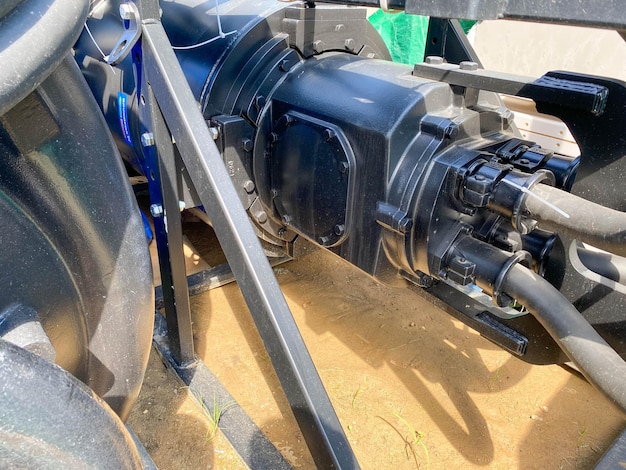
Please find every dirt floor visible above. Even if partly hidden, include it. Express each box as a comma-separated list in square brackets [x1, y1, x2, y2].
[128, 219, 624, 469]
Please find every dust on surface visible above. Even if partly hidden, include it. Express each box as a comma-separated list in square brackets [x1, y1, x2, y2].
[129, 221, 624, 469]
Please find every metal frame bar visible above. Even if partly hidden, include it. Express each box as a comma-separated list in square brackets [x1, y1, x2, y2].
[310, 0, 626, 31]
[152, 312, 292, 469]
[424, 18, 482, 66]
[154, 257, 292, 310]
[142, 86, 195, 365]
[136, 0, 358, 467]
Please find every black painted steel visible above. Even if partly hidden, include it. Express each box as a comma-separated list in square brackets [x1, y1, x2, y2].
[0, 340, 143, 468]
[424, 18, 483, 65]
[412, 62, 609, 115]
[0, 56, 154, 420]
[594, 428, 626, 469]
[152, 313, 292, 470]
[154, 257, 292, 310]
[0, 0, 89, 116]
[405, 0, 626, 30]
[138, 6, 358, 467]
[142, 87, 196, 366]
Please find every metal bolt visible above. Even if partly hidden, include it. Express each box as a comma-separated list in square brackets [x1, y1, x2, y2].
[254, 95, 266, 110]
[313, 40, 325, 53]
[277, 228, 287, 238]
[243, 180, 255, 193]
[141, 132, 155, 147]
[255, 211, 268, 224]
[344, 38, 356, 51]
[208, 127, 219, 140]
[334, 224, 345, 236]
[318, 236, 330, 246]
[281, 214, 292, 225]
[270, 189, 279, 198]
[519, 158, 530, 165]
[459, 61, 479, 71]
[339, 161, 349, 174]
[444, 124, 458, 140]
[242, 138, 253, 152]
[335, 24, 346, 32]
[279, 60, 291, 72]
[119, 2, 135, 20]
[323, 129, 335, 141]
[497, 107, 514, 126]
[475, 174, 485, 181]
[425, 56, 444, 65]
[150, 204, 163, 217]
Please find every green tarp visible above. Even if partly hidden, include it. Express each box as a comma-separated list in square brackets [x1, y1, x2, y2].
[368, 11, 475, 65]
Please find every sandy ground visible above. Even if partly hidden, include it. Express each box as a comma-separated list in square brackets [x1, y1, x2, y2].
[128, 219, 624, 469]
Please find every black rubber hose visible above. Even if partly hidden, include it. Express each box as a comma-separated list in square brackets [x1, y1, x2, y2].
[502, 264, 626, 417]
[526, 184, 626, 256]
[577, 247, 626, 284]
[0, 0, 89, 116]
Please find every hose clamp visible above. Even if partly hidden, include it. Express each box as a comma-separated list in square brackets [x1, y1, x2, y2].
[493, 250, 532, 307]
[511, 169, 555, 234]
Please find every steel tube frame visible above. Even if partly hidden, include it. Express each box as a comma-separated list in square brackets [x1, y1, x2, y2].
[137, 0, 357, 467]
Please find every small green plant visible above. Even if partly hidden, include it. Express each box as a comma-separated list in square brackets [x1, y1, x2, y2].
[189, 388, 235, 441]
[378, 413, 430, 469]
[394, 412, 430, 469]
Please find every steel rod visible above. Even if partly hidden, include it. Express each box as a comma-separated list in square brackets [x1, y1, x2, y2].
[140, 10, 358, 469]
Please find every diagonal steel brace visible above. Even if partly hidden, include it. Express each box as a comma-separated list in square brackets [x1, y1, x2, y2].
[136, 1, 358, 467]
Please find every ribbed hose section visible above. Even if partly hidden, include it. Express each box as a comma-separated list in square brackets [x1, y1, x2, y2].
[503, 264, 626, 417]
[526, 184, 626, 256]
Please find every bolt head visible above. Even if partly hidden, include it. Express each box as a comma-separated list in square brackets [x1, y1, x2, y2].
[344, 38, 356, 51]
[323, 129, 335, 141]
[313, 40, 325, 53]
[150, 204, 163, 217]
[243, 180, 255, 194]
[254, 95, 266, 110]
[459, 61, 479, 71]
[119, 2, 135, 20]
[334, 224, 345, 236]
[255, 211, 268, 224]
[141, 132, 155, 147]
[208, 127, 219, 140]
[242, 138, 253, 152]
[425, 56, 444, 65]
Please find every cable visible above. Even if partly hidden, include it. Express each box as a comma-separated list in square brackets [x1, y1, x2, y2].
[502, 264, 626, 417]
[526, 184, 626, 256]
